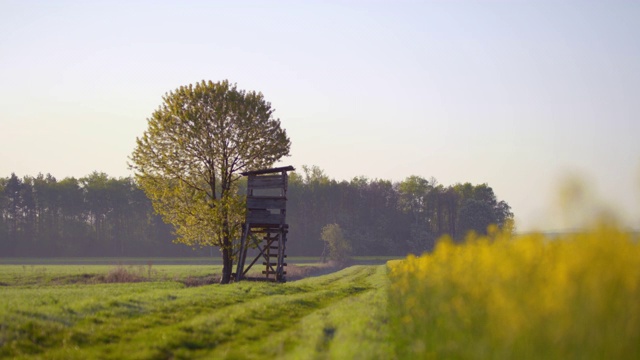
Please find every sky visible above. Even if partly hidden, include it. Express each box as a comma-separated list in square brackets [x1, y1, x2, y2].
[1, 1, 639, 232]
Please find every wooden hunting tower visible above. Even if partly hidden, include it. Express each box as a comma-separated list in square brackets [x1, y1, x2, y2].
[234, 166, 294, 282]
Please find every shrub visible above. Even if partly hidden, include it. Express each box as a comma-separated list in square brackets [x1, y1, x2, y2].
[102, 265, 144, 283]
[321, 223, 352, 266]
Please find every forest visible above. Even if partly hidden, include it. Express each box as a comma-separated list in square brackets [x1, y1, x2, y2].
[0, 166, 513, 258]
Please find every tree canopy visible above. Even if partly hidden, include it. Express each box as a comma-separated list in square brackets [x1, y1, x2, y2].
[129, 80, 291, 283]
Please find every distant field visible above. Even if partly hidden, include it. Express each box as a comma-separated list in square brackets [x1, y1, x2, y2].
[0, 261, 348, 287]
[0, 256, 399, 266]
[0, 264, 222, 287]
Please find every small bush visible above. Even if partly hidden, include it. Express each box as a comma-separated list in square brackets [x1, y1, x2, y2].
[102, 265, 144, 283]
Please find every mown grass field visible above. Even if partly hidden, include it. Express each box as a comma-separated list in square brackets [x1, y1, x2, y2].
[0, 264, 391, 359]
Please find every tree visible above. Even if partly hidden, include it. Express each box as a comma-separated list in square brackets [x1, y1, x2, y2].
[398, 176, 435, 252]
[130, 80, 291, 283]
[457, 198, 497, 237]
[3, 174, 24, 255]
[0, 177, 9, 255]
[321, 223, 352, 266]
[454, 183, 514, 238]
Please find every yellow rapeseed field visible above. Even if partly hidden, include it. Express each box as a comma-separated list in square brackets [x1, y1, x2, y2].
[388, 224, 640, 359]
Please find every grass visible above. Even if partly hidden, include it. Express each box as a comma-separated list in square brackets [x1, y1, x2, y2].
[0, 257, 220, 265]
[388, 224, 640, 359]
[0, 256, 399, 266]
[0, 264, 391, 359]
[0, 264, 221, 287]
[0, 263, 346, 287]
[7, 224, 637, 359]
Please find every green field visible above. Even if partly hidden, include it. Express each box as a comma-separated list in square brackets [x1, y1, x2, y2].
[0, 264, 391, 359]
[0, 256, 398, 266]
[3, 227, 639, 359]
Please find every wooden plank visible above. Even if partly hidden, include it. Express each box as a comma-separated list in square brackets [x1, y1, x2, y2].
[248, 224, 286, 230]
[247, 196, 287, 210]
[242, 165, 295, 176]
[247, 211, 285, 225]
[263, 234, 281, 240]
[248, 175, 285, 189]
[248, 209, 270, 217]
[248, 225, 288, 232]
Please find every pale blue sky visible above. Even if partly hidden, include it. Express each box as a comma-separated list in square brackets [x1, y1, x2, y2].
[1, 1, 639, 231]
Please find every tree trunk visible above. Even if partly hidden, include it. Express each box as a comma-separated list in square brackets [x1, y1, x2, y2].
[220, 245, 233, 284]
[220, 221, 233, 284]
[219, 203, 233, 284]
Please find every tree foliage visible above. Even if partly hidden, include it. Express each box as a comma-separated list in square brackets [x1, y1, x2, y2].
[129, 80, 290, 282]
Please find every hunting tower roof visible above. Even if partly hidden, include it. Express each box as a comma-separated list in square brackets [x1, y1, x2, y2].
[241, 166, 295, 176]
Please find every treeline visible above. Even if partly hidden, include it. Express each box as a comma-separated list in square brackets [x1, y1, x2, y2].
[286, 167, 513, 257]
[0, 168, 513, 257]
[0, 172, 207, 257]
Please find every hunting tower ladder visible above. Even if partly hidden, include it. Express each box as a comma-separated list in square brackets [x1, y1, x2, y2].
[234, 166, 294, 282]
